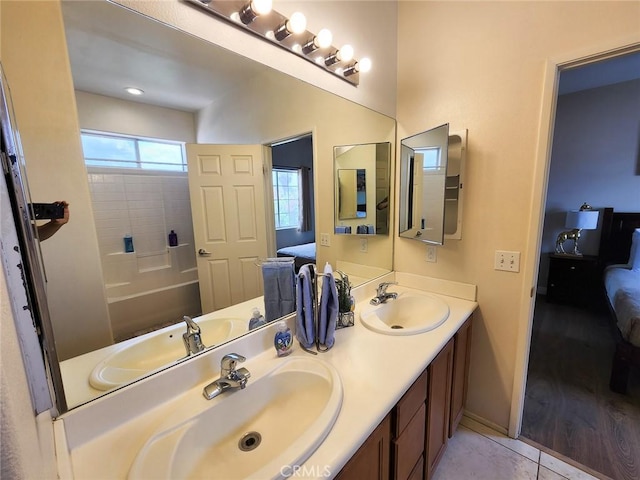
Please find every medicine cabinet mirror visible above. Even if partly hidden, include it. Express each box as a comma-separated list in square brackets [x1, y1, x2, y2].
[399, 125, 467, 244]
[333, 142, 391, 236]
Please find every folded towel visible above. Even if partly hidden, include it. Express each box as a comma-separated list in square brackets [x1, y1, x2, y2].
[295, 264, 315, 349]
[262, 258, 296, 322]
[335, 226, 352, 234]
[318, 263, 338, 350]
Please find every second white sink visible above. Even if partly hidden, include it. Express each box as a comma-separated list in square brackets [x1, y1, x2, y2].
[360, 287, 450, 335]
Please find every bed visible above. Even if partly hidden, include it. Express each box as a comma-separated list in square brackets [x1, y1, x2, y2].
[599, 208, 640, 393]
[276, 242, 316, 272]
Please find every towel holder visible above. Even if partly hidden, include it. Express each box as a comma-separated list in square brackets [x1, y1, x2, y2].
[300, 263, 334, 355]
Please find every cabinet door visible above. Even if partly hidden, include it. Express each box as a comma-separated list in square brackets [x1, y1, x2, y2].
[426, 338, 454, 480]
[393, 403, 426, 480]
[335, 414, 391, 480]
[449, 316, 472, 437]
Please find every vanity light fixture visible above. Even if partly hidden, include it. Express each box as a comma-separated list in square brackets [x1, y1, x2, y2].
[125, 87, 144, 96]
[344, 57, 372, 77]
[273, 11, 306, 41]
[186, 0, 370, 86]
[238, 0, 272, 25]
[302, 28, 333, 54]
[324, 44, 354, 67]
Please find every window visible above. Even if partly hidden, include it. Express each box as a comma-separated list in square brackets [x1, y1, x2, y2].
[272, 168, 300, 230]
[81, 131, 186, 172]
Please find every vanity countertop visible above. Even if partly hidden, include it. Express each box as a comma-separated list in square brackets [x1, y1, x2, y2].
[55, 272, 478, 479]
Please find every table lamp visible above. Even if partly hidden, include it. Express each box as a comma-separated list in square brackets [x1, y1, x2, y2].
[555, 202, 599, 256]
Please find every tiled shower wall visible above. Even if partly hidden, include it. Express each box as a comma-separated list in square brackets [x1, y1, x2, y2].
[87, 170, 197, 297]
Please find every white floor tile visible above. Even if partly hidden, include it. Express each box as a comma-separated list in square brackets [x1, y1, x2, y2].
[539, 452, 599, 480]
[432, 425, 539, 480]
[538, 465, 568, 480]
[460, 416, 541, 463]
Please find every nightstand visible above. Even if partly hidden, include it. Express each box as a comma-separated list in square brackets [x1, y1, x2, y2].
[546, 254, 599, 307]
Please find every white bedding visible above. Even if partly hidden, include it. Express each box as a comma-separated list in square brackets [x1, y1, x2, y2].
[604, 265, 640, 347]
[276, 242, 316, 261]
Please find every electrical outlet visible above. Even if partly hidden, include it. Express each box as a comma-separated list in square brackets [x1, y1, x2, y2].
[360, 238, 368, 253]
[495, 250, 520, 272]
[320, 233, 331, 247]
[426, 245, 437, 263]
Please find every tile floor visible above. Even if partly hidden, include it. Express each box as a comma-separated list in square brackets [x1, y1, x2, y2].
[433, 417, 604, 480]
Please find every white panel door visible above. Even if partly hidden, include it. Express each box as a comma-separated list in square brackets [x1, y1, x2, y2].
[186, 144, 267, 313]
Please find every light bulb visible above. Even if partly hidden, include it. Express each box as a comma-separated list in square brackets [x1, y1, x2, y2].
[251, 0, 272, 15]
[239, 0, 271, 24]
[288, 12, 307, 34]
[315, 28, 333, 49]
[358, 57, 372, 73]
[337, 44, 354, 62]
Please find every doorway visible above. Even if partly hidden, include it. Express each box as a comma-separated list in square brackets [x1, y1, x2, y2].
[519, 49, 640, 480]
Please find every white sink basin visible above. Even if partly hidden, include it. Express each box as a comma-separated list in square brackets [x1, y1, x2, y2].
[360, 288, 450, 335]
[89, 317, 247, 391]
[128, 356, 343, 480]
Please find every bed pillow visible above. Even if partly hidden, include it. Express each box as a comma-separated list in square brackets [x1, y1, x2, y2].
[630, 228, 640, 271]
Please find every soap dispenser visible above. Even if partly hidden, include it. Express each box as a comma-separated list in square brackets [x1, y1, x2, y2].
[248, 307, 266, 330]
[274, 321, 293, 357]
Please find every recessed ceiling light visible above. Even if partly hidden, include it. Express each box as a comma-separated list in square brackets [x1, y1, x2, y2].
[125, 87, 144, 96]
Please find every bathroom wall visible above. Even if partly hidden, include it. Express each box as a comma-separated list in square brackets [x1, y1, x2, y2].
[1, 2, 70, 476]
[538, 79, 640, 289]
[396, 1, 639, 431]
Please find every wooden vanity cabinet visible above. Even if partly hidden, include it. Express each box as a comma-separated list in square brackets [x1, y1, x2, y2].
[449, 317, 472, 437]
[425, 339, 454, 479]
[334, 414, 391, 480]
[336, 315, 473, 480]
[392, 372, 427, 480]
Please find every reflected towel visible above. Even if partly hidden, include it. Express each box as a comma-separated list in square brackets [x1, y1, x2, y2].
[319, 263, 338, 349]
[296, 264, 315, 349]
[262, 258, 296, 322]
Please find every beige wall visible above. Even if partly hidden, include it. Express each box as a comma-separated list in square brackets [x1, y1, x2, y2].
[1, 1, 112, 361]
[75, 91, 196, 143]
[396, 1, 640, 430]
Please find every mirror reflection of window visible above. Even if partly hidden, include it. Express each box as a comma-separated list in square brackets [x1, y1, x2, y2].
[272, 168, 301, 229]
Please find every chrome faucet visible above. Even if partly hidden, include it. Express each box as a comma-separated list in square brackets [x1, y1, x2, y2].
[203, 353, 251, 400]
[370, 281, 399, 305]
[182, 316, 205, 356]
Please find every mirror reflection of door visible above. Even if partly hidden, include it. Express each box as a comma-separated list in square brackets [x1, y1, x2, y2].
[338, 169, 366, 220]
[186, 144, 267, 314]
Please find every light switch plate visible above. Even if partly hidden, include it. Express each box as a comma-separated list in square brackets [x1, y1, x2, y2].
[495, 250, 520, 272]
[320, 233, 330, 247]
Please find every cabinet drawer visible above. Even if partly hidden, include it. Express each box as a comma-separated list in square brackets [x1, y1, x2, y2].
[394, 371, 427, 437]
[393, 403, 426, 480]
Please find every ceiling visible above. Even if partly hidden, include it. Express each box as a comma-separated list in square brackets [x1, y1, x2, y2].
[61, 0, 269, 112]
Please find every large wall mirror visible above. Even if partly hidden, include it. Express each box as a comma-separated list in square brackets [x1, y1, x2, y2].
[17, 0, 396, 411]
[333, 143, 391, 235]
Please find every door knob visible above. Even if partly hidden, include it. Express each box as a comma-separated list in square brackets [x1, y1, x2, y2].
[198, 248, 212, 256]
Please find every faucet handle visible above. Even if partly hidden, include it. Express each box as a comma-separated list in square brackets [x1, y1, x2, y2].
[377, 281, 398, 295]
[221, 353, 246, 375]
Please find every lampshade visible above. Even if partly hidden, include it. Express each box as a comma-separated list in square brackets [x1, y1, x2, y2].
[565, 209, 599, 230]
